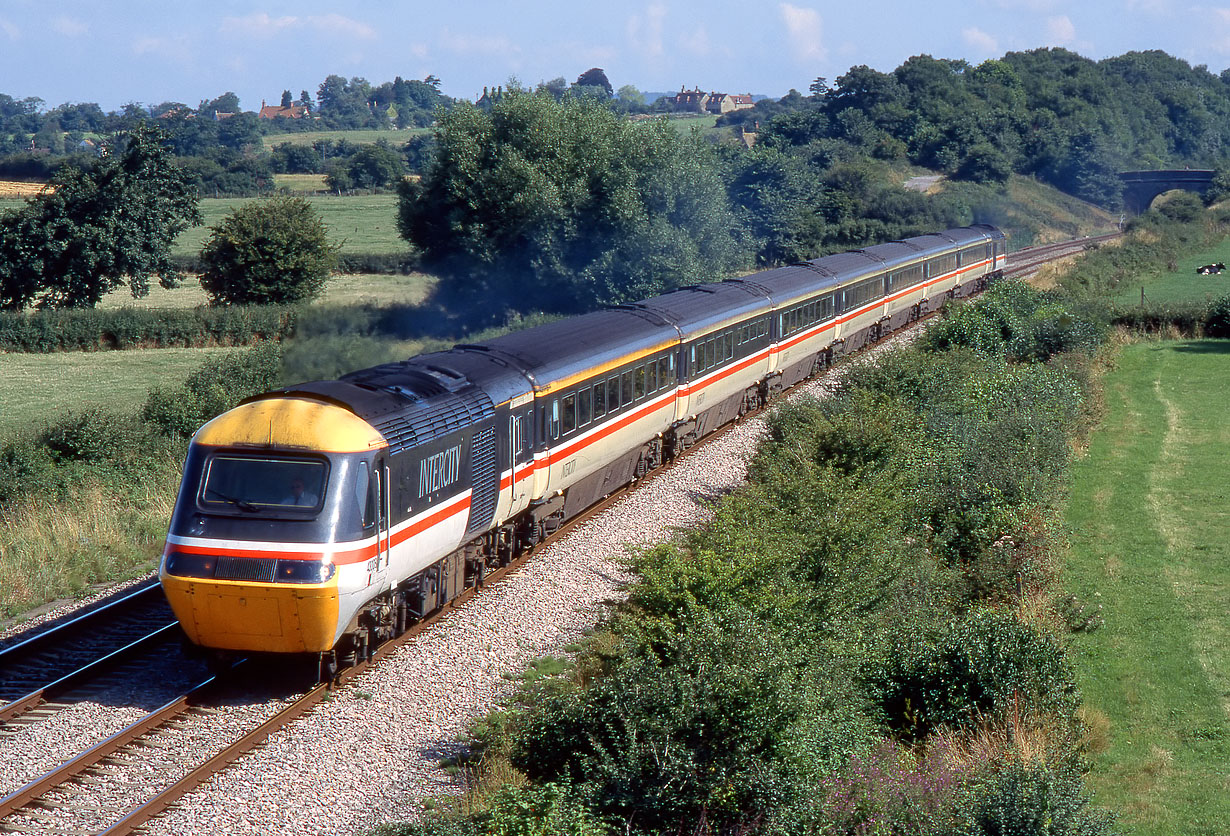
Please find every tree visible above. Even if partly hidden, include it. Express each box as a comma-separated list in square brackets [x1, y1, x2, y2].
[280, 90, 293, 108]
[0, 123, 201, 310]
[327, 143, 406, 191]
[572, 67, 613, 99]
[198, 196, 338, 305]
[399, 92, 748, 315]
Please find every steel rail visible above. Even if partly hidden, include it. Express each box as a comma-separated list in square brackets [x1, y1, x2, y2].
[0, 623, 182, 724]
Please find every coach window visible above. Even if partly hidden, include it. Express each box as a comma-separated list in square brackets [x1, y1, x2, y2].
[621, 371, 634, 405]
[550, 399, 560, 439]
[607, 376, 621, 412]
[633, 365, 646, 400]
[562, 393, 576, 435]
[724, 332, 734, 360]
[646, 360, 658, 392]
[577, 387, 591, 426]
[592, 381, 606, 418]
[658, 356, 672, 387]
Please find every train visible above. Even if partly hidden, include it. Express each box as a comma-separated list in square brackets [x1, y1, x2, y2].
[159, 225, 1007, 674]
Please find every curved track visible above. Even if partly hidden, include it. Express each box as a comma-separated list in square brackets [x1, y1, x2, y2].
[0, 232, 1113, 835]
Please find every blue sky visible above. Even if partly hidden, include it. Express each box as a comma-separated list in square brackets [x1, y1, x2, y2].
[0, 1, 1225, 111]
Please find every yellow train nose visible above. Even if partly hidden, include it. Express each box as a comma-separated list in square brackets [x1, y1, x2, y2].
[161, 573, 340, 653]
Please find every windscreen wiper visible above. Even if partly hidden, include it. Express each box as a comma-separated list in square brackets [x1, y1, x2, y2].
[205, 488, 260, 513]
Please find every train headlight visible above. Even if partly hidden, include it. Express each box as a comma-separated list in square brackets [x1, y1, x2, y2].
[164, 552, 217, 579]
[275, 559, 336, 584]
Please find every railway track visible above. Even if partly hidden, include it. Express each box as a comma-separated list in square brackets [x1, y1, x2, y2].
[0, 582, 184, 733]
[0, 232, 1112, 835]
[1004, 232, 1120, 280]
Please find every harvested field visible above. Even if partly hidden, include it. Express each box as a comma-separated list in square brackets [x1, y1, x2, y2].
[0, 180, 47, 198]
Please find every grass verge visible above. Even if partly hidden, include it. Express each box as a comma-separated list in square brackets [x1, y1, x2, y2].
[0, 463, 179, 619]
[1064, 339, 1230, 835]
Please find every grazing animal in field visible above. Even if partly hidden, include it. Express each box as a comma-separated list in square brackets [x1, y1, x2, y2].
[1195, 263, 1225, 275]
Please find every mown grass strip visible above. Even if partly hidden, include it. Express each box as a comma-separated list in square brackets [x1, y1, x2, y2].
[1064, 340, 1229, 835]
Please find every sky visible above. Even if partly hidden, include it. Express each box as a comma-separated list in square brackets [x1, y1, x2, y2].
[1, 0, 1228, 111]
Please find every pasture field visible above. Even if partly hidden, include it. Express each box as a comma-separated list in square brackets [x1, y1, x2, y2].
[1110, 237, 1230, 305]
[1064, 340, 1229, 835]
[174, 193, 405, 255]
[97, 271, 435, 310]
[0, 346, 243, 434]
[261, 128, 428, 150]
[273, 173, 329, 193]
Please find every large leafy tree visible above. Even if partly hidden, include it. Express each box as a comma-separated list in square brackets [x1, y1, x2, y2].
[198, 196, 338, 306]
[398, 92, 748, 315]
[0, 122, 201, 310]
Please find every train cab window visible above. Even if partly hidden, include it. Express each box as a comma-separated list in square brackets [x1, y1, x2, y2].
[621, 371, 634, 405]
[202, 455, 327, 512]
[607, 376, 621, 411]
[577, 388, 592, 426]
[593, 381, 607, 418]
[354, 466, 375, 529]
[562, 394, 576, 435]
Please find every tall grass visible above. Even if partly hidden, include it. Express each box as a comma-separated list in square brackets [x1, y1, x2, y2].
[0, 466, 178, 618]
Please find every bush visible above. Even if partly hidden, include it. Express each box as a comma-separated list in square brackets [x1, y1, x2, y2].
[41, 409, 147, 464]
[511, 610, 876, 833]
[869, 610, 1080, 741]
[954, 759, 1116, 836]
[199, 196, 339, 306]
[1204, 294, 1230, 338]
[142, 341, 284, 437]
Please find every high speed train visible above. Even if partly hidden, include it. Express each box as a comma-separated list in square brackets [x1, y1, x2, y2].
[159, 225, 1006, 673]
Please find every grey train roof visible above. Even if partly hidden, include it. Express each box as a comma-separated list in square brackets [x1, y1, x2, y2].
[261, 225, 1004, 437]
[464, 307, 679, 391]
[627, 281, 770, 339]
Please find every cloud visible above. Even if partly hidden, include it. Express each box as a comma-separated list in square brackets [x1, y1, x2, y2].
[52, 16, 87, 38]
[133, 35, 193, 62]
[438, 28, 521, 60]
[680, 25, 712, 56]
[221, 13, 374, 40]
[1046, 15, 1076, 43]
[779, 3, 825, 63]
[307, 14, 375, 40]
[627, 3, 667, 59]
[962, 27, 999, 55]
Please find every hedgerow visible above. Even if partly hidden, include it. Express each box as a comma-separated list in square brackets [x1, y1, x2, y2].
[0, 305, 295, 352]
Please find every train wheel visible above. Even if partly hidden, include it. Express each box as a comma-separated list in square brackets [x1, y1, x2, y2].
[317, 651, 339, 684]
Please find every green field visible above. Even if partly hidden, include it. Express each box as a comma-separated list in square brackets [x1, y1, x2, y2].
[1111, 237, 1230, 305]
[273, 173, 328, 193]
[96, 270, 435, 310]
[1064, 340, 1230, 835]
[175, 193, 405, 255]
[261, 128, 428, 150]
[0, 346, 243, 434]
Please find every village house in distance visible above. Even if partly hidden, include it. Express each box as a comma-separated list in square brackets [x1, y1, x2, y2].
[668, 87, 755, 115]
